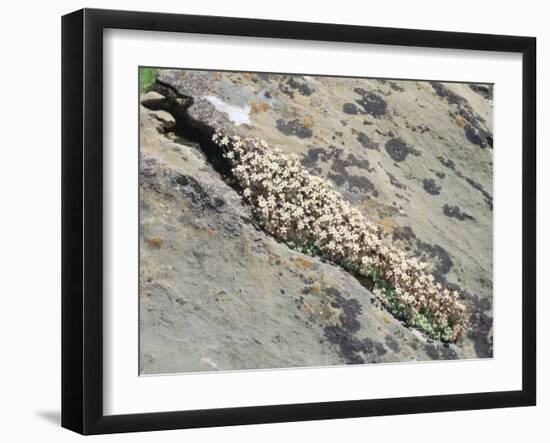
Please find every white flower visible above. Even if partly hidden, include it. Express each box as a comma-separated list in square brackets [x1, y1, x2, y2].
[210, 130, 465, 341]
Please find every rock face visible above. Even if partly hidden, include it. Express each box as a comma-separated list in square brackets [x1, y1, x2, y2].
[139, 69, 493, 374]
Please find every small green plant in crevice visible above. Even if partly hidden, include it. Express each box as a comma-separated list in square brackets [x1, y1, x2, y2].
[211, 131, 467, 342]
[366, 265, 461, 342]
[139, 67, 157, 93]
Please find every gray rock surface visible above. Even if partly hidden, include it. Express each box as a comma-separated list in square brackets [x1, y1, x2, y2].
[141, 90, 168, 109]
[140, 70, 494, 374]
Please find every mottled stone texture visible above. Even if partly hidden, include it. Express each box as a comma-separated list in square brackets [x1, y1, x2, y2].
[139, 70, 494, 374]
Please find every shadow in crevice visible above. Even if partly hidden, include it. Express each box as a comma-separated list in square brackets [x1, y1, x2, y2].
[147, 80, 232, 178]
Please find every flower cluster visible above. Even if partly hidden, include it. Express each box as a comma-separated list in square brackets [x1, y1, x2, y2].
[212, 132, 466, 342]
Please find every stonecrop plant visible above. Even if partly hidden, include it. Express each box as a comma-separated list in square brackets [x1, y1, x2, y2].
[212, 132, 467, 342]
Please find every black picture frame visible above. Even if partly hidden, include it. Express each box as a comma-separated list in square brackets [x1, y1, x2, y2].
[61, 8, 537, 435]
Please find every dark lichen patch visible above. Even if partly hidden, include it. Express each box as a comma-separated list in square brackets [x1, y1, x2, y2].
[300, 148, 325, 168]
[353, 88, 388, 118]
[329, 170, 378, 197]
[254, 72, 271, 82]
[212, 197, 225, 208]
[285, 76, 313, 96]
[173, 173, 212, 206]
[430, 81, 467, 106]
[388, 81, 405, 92]
[347, 153, 375, 173]
[323, 326, 366, 364]
[320, 286, 370, 364]
[393, 227, 492, 356]
[435, 171, 446, 179]
[385, 138, 420, 162]
[420, 244, 452, 280]
[424, 342, 459, 361]
[478, 275, 493, 291]
[346, 175, 378, 197]
[392, 226, 453, 281]
[424, 343, 440, 360]
[326, 287, 362, 333]
[171, 173, 228, 216]
[384, 334, 401, 353]
[437, 156, 456, 171]
[430, 82, 493, 149]
[319, 285, 401, 364]
[417, 124, 430, 134]
[325, 150, 379, 197]
[433, 83, 492, 149]
[464, 123, 491, 148]
[422, 178, 442, 196]
[373, 81, 393, 96]
[437, 158, 493, 210]
[356, 131, 380, 150]
[324, 325, 391, 365]
[460, 174, 493, 210]
[441, 346, 459, 360]
[466, 295, 494, 358]
[395, 192, 410, 202]
[328, 173, 346, 187]
[469, 83, 493, 100]
[278, 76, 313, 98]
[386, 171, 407, 190]
[376, 129, 395, 138]
[343, 102, 359, 115]
[140, 157, 159, 183]
[365, 338, 387, 357]
[443, 204, 476, 221]
[457, 104, 487, 126]
[276, 118, 313, 139]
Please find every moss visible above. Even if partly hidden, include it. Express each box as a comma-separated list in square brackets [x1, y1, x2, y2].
[139, 67, 157, 93]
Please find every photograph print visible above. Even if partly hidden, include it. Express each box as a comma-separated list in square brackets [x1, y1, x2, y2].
[138, 67, 493, 375]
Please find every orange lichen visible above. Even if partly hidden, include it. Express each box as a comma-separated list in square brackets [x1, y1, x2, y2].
[301, 116, 314, 128]
[455, 116, 466, 127]
[250, 101, 271, 114]
[293, 256, 314, 270]
[145, 237, 163, 249]
[376, 218, 396, 237]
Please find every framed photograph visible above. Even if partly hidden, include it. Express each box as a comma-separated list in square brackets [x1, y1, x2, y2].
[61, 8, 536, 434]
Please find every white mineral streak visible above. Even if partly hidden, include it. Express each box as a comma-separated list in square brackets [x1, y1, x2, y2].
[205, 95, 251, 126]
